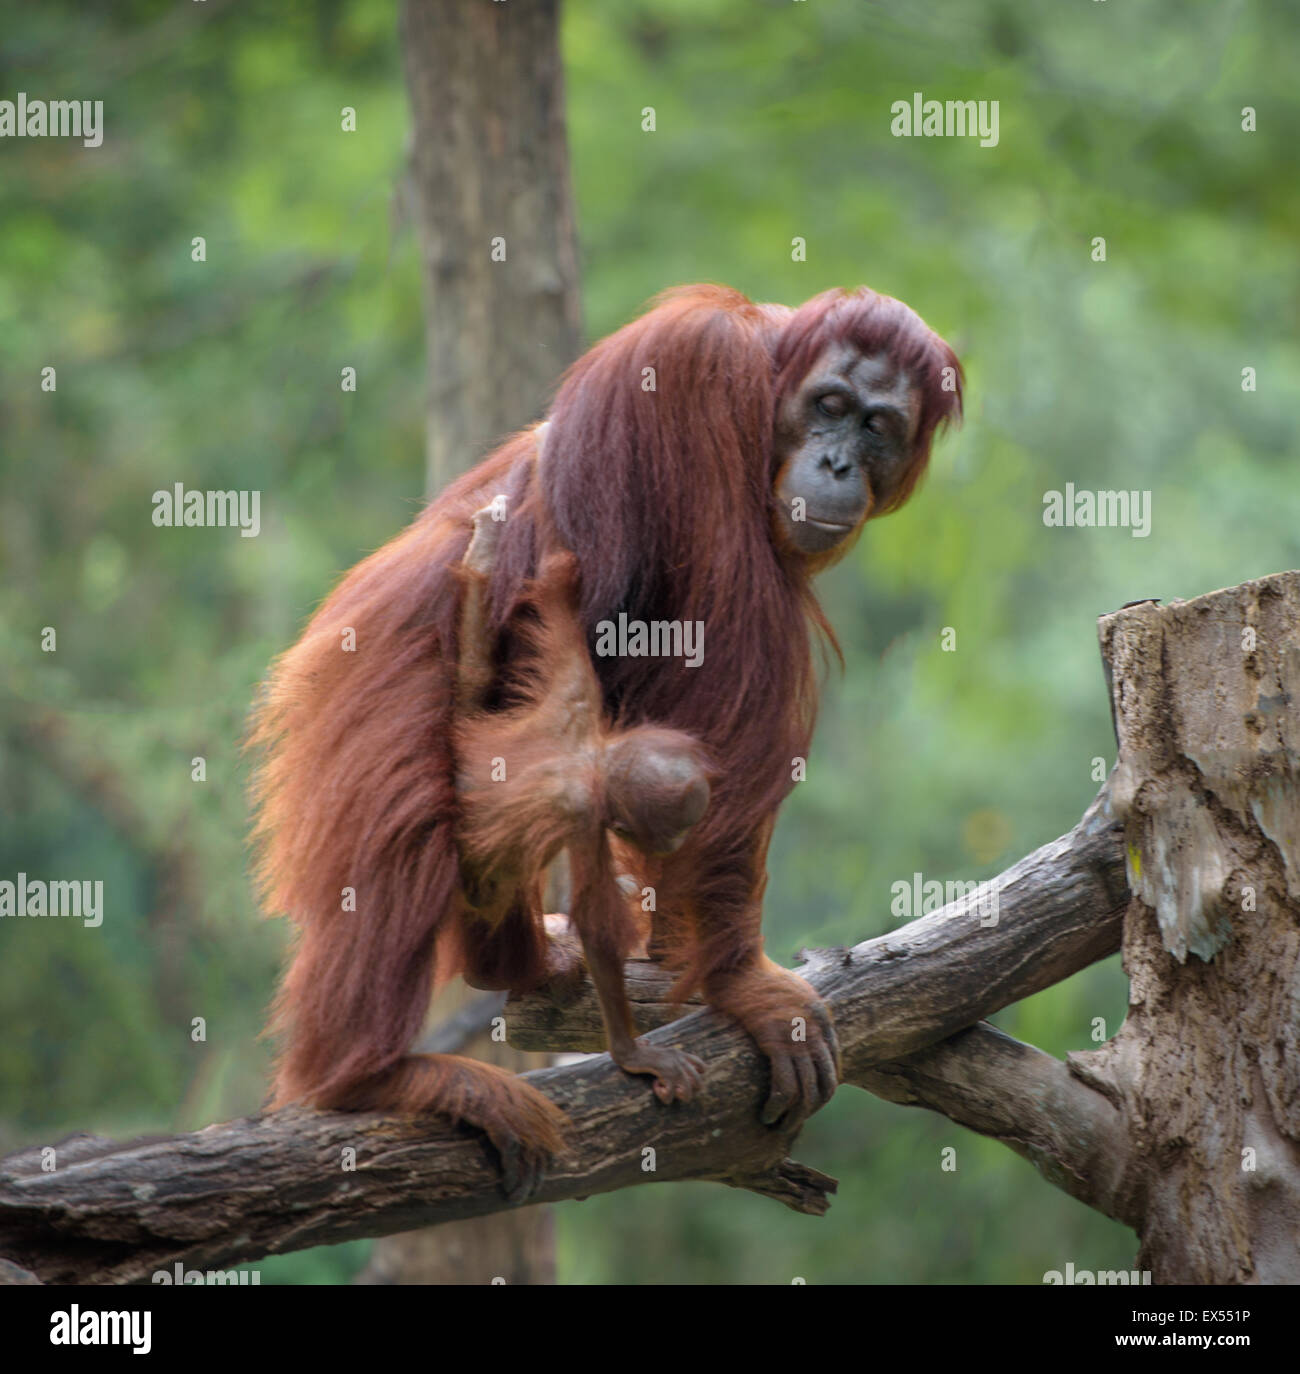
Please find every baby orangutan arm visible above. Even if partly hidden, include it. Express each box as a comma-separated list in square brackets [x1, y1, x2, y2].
[456, 504, 505, 714]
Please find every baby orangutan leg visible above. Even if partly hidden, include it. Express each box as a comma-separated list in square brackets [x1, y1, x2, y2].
[584, 927, 704, 1104]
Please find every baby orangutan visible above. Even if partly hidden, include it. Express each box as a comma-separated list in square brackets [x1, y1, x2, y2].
[453, 506, 710, 1104]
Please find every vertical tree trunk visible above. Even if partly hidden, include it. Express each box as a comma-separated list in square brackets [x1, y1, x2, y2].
[1075, 572, 1300, 1282]
[400, 0, 582, 493]
[357, 0, 583, 1286]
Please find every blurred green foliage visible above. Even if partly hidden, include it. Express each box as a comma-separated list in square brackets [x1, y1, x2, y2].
[1, 0, 1296, 1284]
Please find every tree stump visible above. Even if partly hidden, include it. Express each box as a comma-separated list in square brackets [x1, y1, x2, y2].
[1075, 572, 1300, 1282]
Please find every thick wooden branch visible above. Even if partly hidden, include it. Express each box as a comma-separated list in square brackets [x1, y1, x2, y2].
[0, 1036, 831, 1285]
[0, 789, 1124, 1284]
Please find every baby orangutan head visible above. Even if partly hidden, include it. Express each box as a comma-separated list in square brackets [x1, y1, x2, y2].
[602, 727, 712, 857]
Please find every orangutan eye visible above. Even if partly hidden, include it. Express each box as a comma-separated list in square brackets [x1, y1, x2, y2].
[816, 393, 849, 418]
[864, 411, 886, 433]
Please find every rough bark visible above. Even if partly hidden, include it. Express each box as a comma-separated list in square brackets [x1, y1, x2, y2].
[1071, 571, 1300, 1283]
[399, 0, 582, 493]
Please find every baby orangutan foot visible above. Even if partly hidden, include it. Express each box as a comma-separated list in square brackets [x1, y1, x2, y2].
[611, 1039, 706, 1104]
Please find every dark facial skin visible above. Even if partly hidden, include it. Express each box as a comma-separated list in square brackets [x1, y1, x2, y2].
[774, 344, 921, 559]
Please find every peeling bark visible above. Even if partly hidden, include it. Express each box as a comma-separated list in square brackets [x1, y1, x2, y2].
[1078, 571, 1300, 1282]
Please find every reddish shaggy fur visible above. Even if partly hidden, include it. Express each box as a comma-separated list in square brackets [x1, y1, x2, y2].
[249, 283, 960, 1157]
[453, 548, 711, 1105]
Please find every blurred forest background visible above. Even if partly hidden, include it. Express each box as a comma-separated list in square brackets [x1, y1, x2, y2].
[1, 0, 1297, 1283]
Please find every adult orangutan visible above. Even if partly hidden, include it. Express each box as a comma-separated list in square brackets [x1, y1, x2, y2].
[250, 283, 962, 1199]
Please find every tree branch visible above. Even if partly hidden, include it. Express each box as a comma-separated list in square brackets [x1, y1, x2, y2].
[0, 787, 1125, 1284]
